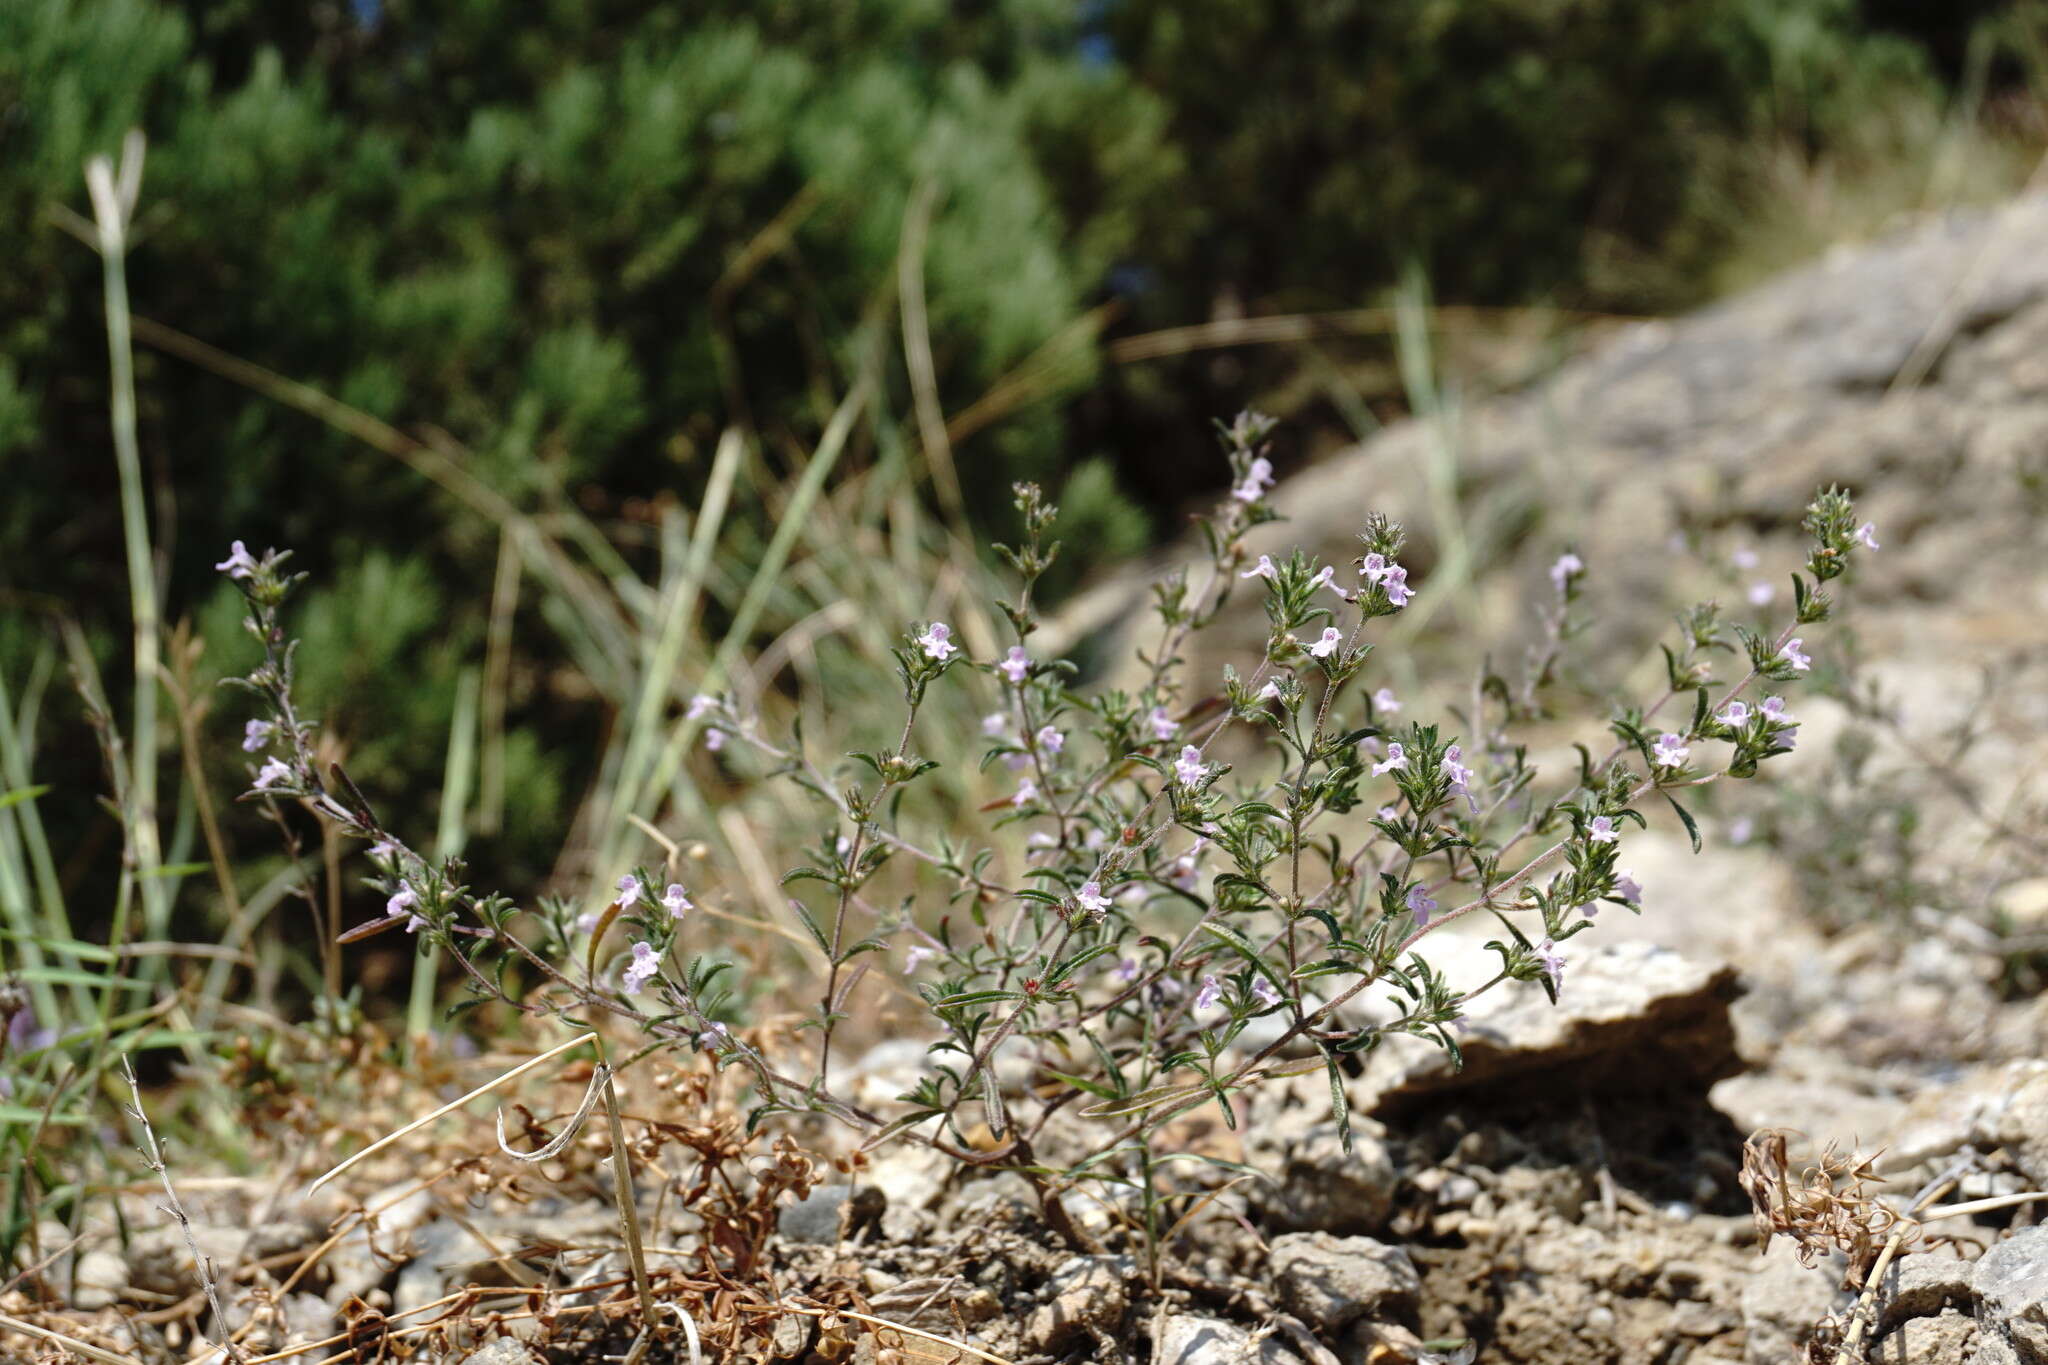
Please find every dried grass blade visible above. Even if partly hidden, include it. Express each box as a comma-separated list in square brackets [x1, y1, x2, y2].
[308, 1032, 596, 1193]
[0, 1312, 137, 1365]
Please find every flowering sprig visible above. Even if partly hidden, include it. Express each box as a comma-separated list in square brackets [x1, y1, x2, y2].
[226, 419, 1869, 1257]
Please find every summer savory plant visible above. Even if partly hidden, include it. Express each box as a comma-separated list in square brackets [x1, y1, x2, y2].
[216, 412, 1873, 1261]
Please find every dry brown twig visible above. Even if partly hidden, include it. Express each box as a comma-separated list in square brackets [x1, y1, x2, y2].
[121, 1056, 247, 1365]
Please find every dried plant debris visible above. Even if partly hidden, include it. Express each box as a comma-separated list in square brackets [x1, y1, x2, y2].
[1739, 1128, 1905, 1290]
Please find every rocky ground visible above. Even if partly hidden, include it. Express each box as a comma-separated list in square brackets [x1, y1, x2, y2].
[11, 199, 2048, 1365]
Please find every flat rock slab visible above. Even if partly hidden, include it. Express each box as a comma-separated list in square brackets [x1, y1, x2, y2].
[1357, 941, 1743, 1119]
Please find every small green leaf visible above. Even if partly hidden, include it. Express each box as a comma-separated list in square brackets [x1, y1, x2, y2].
[1079, 1083, 1208, 1119]
[1042, 1070, 1122, 1101]
[1664, 792, 1702, 854]
[1046, 942, 1117, 988]
[982, 1068, 1007, 1138]
[1325, 1053, 1352, 1154]
[785, 900, 832, 955]
[0, 784, 50, 812]
[142, 862, 210, 879]
[859, 1109, 943, 1148]
[934, 989, 1025, 1009]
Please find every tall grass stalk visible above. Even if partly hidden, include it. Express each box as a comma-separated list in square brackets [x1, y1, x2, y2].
[0, 647, 83, 1025]
[596, 377, 872, 879]
[84, 133, 170, 990]
[592, 429, 745, 880]
[410, 668, 479, 1047]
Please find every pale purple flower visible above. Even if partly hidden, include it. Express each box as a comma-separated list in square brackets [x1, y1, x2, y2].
[1113, 957, 1142, 985]
[917, 622, 958, 661]
[982, 712, 1009, 737]
[1004, 750, 1031, 770]
[1307, 565, 1335, 592]
[1549, 553, 1583, 594]
[1013, 777, 1039, 807]
[1256, 679, 1282, 702]
[1855, 522, 1880, 551]
[6, 1003, 53, 1057]
[904, 944, 934, 972]
[1747, 581, 1776, 607]
[1174, 745, 1207, 787]
[1535, 939, 1565, 993]
[1727, 816, 1755, 846]
[1577, 902, 1598, 920]
[1036, 725, 1065, 755]
[575, 910, 601, 934]
[1250, 976, 1281, 1009]
[1731, 546, 1760, 571]
[368, 839, 399, 863]
[1373, 687, 1401, 714]
[1778, 638, 1812, 672]
[1380, 564, 1413, 607]
[622, 942, 660, 994]
[1760, 697, 1798, 748]
[1075, 881, 1112, 915]
[1440, 744, 1472, 795]
[697, 1022, 729, 1049]
[214, 541, 259, 580]
[662, 883, 693, 919]
[1376, 805, 1400, 822]
[253, 757, 292, 790]
[1193, 974, 1224, 1012]
[686, 693, 717, 721]
[1360, 553, 1389, 584]
[1148, 706, 1179, 741]
[703, 728, 726, 752]
[1232, 457, 1275, 502]
[1307, 627, 1342, 658]
[1718, 700, 1750, 726]
[1239, 554, 1277, 581]
[999, 646, 1030, 682]
[241, 719, 275, 753]
[1372, 742, 1408, 777]
[1406, 883, 1437, 926]
[1651, 733, 1690, 770]
[388, 883, 420, 922]
[1587, 815, 1618, 844]
[1615, 870, 1643, 907]
[615, 874, 643, 906]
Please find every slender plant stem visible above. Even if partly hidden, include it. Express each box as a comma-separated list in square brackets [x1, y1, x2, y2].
[87, 135, 170, 980]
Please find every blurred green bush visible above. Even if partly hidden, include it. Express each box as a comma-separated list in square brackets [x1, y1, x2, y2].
[0, 0, 2030, 921]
